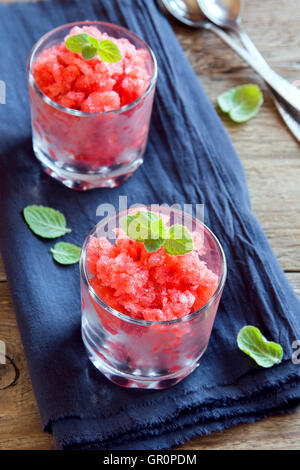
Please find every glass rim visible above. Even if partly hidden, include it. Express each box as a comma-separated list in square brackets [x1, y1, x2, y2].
[80, 207, 227, 326]
[27, 20, 158, 117]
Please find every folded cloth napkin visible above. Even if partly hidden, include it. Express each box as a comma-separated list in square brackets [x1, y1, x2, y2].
[0, 0, 299, 450]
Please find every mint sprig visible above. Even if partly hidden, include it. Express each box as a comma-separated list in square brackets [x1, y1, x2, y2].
[218, 84, 263, 123]
[120, 211, 159, 242]
[81, 43, 98, 60]
[237, 325, 283, 368]
[120, 211, 194, 256]
[98, 39, 122, 63]
[64, 33, 90, 53]
[164, 224, 194, 256]
[23, 205, 71, 239]
[51, 242, 81, 265]
[23, 205, 81, 266]
[65, 34, 122, 63]
[144, 218, 167, 253]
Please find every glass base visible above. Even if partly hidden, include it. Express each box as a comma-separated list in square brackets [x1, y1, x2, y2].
[82, 322, 204, 389]
[33, 143, 143, 190]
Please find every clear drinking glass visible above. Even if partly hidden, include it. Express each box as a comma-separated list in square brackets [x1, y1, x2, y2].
[80, 206, 227, 389]
[27, 22, 157, 190]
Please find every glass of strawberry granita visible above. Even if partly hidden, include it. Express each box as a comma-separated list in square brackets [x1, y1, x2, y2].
[27, 22, 157, 190]
[80, 206, 227, 389]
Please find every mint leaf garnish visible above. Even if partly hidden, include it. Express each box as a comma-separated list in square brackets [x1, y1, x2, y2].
[81, 44, 98, 60]
[121, 212, 194, 256]
[127, 212, 154, 242]
[120, 214, 135, 234]
[65, 34, 122, 63]
[164, 224, 194, 256]
[218, 84, 263, 123]
[144, 219, 167, 253]
[65, 34, 89, 53]
[98, 40, 122, 64]
[121, 211, 160, 242]
[87, 36, 100, 48]
[121, 212, 167, 252]
[51, 242, 81, 265]
[23, 205, 71, 239]
[237, 325, 283, 368]
[143, 238, 164, 253]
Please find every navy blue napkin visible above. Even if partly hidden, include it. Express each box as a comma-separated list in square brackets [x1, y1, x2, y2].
[0, 0, 300, 450]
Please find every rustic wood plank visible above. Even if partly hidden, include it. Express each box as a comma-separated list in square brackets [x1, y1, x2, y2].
[0, 436, 55, 451]
[286, 273, 300, 295]
[180, 407, 300, 450]
[0, 282, 55, 449]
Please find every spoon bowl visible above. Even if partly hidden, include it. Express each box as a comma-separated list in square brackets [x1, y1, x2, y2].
[159, 0, 206, 27]
[198, 0, 243, 30]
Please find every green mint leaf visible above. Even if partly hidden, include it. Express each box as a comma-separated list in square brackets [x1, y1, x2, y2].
[65, 34, 89, 53]
[164, 224, 194, 256]
[121, 212, 195, 256]
[120, 215, 135, 234]
[81, 44, 98, 60]
[23, 205, 71, 239]
[65, 35, 121, 63]
[51, 242, 81, 265]
[120, 211, 159, 242]
[218, 84, 263, 123]
[98, 40, 122, 63]
[87, 36, 100, 49]
[144, 238, 165, 253]
[144, 219, 167, 253]
[237, 325, 283, 368]
[126, 214, 149, 241]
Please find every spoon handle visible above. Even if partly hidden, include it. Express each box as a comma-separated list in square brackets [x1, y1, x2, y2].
[238, 28, 300, 106]
[272, 99, 300, 142]
[235, 29, 300, 142]
[205, 22, 300, 115]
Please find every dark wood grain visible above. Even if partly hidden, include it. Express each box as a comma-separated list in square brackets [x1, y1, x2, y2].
[0, 0, 300, 450]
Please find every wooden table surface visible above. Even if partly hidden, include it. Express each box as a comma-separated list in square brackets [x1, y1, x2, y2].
[0, 0, 300, 450]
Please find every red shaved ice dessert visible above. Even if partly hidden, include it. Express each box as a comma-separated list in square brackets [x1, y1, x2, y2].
[80, 207, 226, 389]
[86, 231, 218, 322]
[33, 25, 151, 112]
[27, 22, 157, 190]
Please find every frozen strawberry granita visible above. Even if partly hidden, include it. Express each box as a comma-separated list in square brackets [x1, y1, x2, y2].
[87, 232, 218, 322]
[80, 207, 227, 389]
[27, 22, 157, 190]
[33, 25, 151, 112]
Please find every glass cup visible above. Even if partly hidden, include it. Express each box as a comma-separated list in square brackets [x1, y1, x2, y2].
[80, 206, 227, 389]
[27, 22, 157, 190]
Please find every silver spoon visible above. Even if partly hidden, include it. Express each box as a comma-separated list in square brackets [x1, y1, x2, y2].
[159, 0, 300, 140]
[198, 0, 300, 139]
